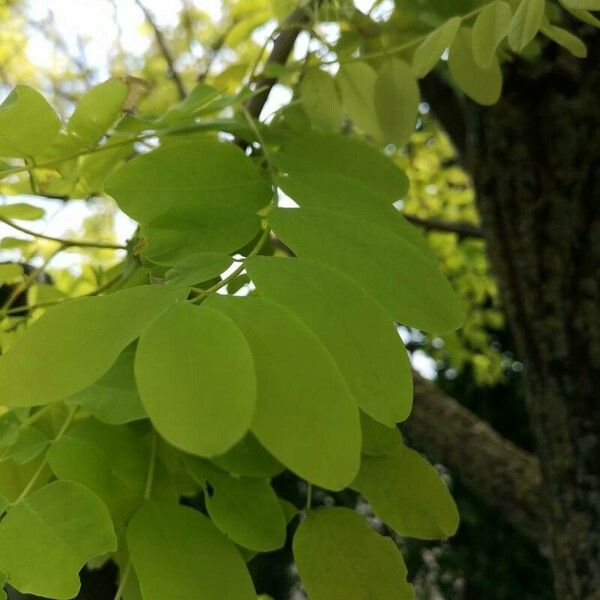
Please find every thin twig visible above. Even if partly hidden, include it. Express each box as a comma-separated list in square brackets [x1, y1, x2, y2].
[404, 215, 484, 239]
[0, 215, 128, 250]
[135, 0, 187, 99]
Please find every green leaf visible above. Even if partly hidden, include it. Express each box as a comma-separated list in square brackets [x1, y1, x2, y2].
[375, 59, 420, 148]
[277, 174, 433, 261]
[507, 0, 546, 52]
[0, 285, 184, 407]
[293, 507, 414, 600]
[0, 481, 117, 599]
[247, 256, 412, 425]
[559, 0, 600, 9]
[66, 346, 146, 425]
[105, 139, 269, 261]
[135, 302, 256, 457]
[412, 17, 461, 78]
[449, 27, 503, 106]
[299, 69, 342, 133]
[0, 263, 23, 284]
[352, 443, 459, 539]
[0, 427, 48, 465]
[336, 62, 382, 139]
[141, 207, 261, 266]
[211, 433, 284, 478]
[275, 133, 409, 203]
[0, 86, 61, 158]
[48, 419, 162, 525]
[206, 295, 360, 490]
[269, 208, 464, 334]
[127, 501, 256, 600]
[0, 203, 45, 221]
[541, 22, 587, 57]
[472, 1, 513, 68]
[66, 78, 128, 147]
[563, 7, 600, 26]
[360, 412, 401, 456]
[186, 457, 286, 551]
[165, 252, 233, 288]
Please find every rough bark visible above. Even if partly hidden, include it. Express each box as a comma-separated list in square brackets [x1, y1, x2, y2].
[406, 375, 545, 544]
[464, 32, 600, 600]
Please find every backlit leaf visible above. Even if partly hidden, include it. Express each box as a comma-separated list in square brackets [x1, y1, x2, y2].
[0, 203, 45, 221]
[0, 86, 60, 158]
[206, 295, 360, 490]
[412, 17, 461, 78]
[269, 208, 464, 333]
[336, 62, 382, 139]
[135, 302, 256, 456]
[0, 285, 184, 407]
[449, 27, 503, 106]
[247, 256, 412, 425]
[375, 59, 420, 148]
[299, 69, 342, 133]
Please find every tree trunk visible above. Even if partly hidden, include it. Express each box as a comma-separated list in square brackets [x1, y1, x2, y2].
[466, 32, 600, 600]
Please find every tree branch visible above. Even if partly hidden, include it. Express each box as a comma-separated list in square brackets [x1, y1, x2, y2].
[405, 374, 546, 544]
[420, 71, 467, 158]
[245, 5, 314, 119]
[134, 0, 187, 100]
[405, 215, 484, 238]
[0, 216, 127, 250]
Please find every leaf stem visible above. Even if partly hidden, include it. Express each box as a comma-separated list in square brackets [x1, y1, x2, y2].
[9, 405, 78, 508]
[190, 226, 271, 303]
[113, 560, 132, 600]
[0, 215, 127, 250]
[144, 431, 157, 500]
[305, 483, 313, 511]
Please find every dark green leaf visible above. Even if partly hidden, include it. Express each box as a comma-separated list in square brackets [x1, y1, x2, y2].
[293, 507, 414, 600]
[352, 443, 459, 539]
[127, 501, 255, 600]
